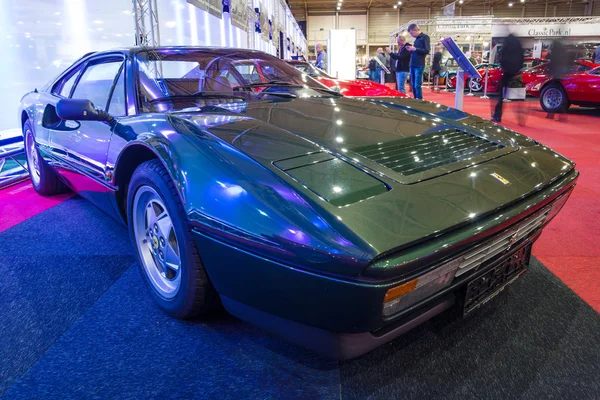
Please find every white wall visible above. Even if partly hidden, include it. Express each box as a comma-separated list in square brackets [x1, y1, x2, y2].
[307, 15, 336, 46]
[338, 14, 367, 45]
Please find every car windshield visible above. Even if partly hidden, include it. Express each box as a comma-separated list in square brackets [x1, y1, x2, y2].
[290, 62, 334, 79]
[136, 49, 337, 112]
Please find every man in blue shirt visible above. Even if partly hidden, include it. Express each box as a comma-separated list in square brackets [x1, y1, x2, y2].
[406, 23, 430, 100]
[315, 43, 327, 71]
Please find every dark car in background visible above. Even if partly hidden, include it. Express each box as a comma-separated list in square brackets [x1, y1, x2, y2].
[19, 47, 577, 359]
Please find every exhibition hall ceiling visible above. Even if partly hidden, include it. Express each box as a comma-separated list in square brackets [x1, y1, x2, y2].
[288, 0, 591, 20]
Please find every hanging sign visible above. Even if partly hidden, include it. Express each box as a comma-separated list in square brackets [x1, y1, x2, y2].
[492, 23, 599, 38]
[187, 0, 222, 19]
[434, 17, 493, 34]
[229, 0, 248, 30]
[260, 2, 269, 41]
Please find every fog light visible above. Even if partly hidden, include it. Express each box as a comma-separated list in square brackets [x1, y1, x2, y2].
[382, 258, 460, 317]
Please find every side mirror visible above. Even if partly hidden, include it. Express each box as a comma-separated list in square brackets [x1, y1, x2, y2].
[56, 99, 108, 122]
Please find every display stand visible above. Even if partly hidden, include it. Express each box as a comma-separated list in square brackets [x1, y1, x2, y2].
[372, 57, 391, 85]
[454, 71, 465, 109]
[440, 37, 482, 110]
[480, 68, 490, 100]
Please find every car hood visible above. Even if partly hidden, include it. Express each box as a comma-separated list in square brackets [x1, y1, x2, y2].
[171, 96, 575, 258]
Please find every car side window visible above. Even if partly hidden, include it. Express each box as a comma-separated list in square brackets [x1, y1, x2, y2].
[71, 60, 124, 111]
[53, 68, 82, 97]
[107, 67, 126, 116]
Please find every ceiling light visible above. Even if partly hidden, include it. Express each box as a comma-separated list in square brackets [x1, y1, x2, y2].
[336, 6, 340, 9]
[394, 5, 397, 8]
[459, 0, 463, 4]
[508, 2, 513, 6]
[398, 1, 402, 4]
[521, 0, 525, 2]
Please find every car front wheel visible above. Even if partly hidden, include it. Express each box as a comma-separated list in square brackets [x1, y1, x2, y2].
[127, 159, 219, 319]
[540, 83, 569, 113]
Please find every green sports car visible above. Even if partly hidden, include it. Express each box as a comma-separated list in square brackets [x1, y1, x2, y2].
[18, 47, 577, 359]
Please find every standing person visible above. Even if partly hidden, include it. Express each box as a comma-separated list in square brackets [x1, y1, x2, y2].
[594, 44, 600, 64]
[430, 46, 443, 91]
[375, 48, 386, 84]
[315, 43, 327, 70]
[368, 57, 378, 82]
[386, 47, 397, 87]
[406, 23, 430, 100]
[388, 36, 411, 94]
[492, 34, 524, 123]
[546, 38, 571, 121]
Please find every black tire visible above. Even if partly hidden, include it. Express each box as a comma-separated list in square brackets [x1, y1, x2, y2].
[540, 83, 570, 113]
[23, 120, 68, 196]
[127, 159, 219, 319]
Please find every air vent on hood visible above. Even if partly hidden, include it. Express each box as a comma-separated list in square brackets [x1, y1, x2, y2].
[352, 129, 505, 176]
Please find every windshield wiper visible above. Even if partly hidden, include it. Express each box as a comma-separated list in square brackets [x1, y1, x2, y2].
[259, 92, 297, 98]
[147, 93, 245, 104]
[312, 87, 343, 97]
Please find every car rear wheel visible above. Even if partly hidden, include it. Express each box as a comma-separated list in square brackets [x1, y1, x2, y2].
[23, 120, 68, 195]
[469, 78, 484, 92]
[128, 159, 219, 319]
[540, 83, 569, 113]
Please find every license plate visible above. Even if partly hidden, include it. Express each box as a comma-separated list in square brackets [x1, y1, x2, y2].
[463, 245, 531, 316]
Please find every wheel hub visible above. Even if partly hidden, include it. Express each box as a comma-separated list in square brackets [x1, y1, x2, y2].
[25, 130, 41, 185]
[133, 186, 182, 299]
[543, 88, 562, 109]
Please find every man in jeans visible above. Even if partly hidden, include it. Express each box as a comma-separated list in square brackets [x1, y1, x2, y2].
[406, 23, 430, 99]
[387, 35, 410, 94]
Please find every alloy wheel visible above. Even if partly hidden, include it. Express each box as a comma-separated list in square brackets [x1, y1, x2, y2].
[469, 79, 483, 92]
[25, 129, 41, 186]
[543, 87, 563, 110]
[133, 185, 182, 299]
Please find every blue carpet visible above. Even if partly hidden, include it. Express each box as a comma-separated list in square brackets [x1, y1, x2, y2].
[0, 198, 134, 394]
[1, 197, 339, 399]
[2, 266, 339, 400]
[1, 196, 599, 399]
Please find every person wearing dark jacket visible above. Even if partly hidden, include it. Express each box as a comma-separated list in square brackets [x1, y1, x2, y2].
[492, 34, 524, 122]
[545, 38, 572, 120]
[431, 48, 443, 90]
[406, 23, 430, 99]
[388, 35, 411, 94]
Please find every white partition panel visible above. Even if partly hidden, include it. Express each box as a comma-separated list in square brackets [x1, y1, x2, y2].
[327, 29, 356, 80]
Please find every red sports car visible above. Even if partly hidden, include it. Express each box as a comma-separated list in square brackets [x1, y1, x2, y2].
[521, 59, 599, 86]
[526, 65, 600, 112]
[286, 60, 406, 97]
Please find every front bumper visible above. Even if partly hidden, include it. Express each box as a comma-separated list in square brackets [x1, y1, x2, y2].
[218, 237, 535, 360]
